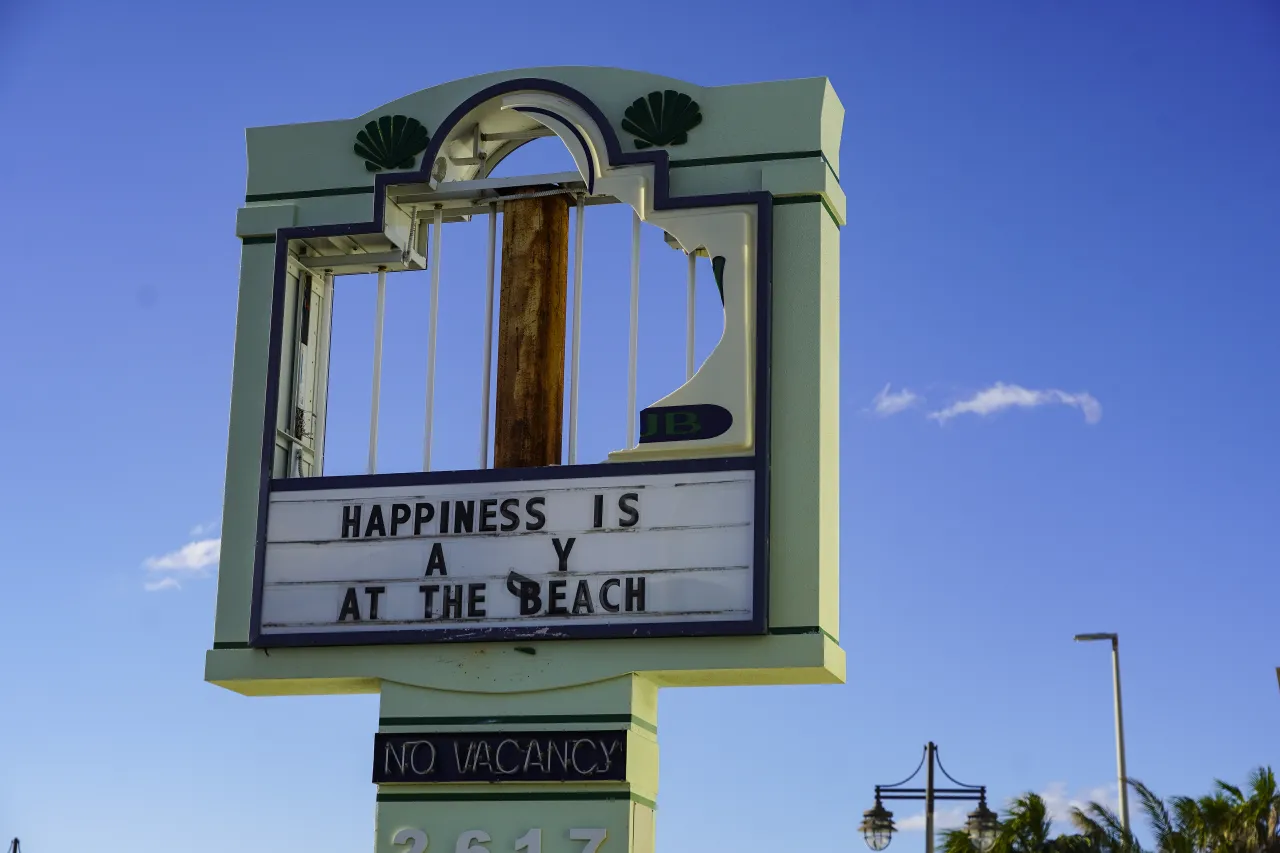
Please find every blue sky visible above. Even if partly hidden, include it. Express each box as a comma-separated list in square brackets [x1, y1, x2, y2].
[2, 0, 1278, 850]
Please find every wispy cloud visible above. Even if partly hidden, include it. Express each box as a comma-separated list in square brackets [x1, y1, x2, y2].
[144, 538, 221, 573]
[871, 383, 922, 417]
[142, 535, 221, 591]
[144, 577, 182, 593]
[1038, 781, 1119, 823]
[189, 519, 221, 537]
[897, 806, 968, 832]
[929, 382, 1102, 425]
[895, 783, 1118, 835]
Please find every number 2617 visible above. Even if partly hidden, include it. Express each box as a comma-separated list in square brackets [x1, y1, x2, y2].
[392, 827, 607, 853]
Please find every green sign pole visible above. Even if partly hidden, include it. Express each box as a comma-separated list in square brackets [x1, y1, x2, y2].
[374, 678, 657, 853]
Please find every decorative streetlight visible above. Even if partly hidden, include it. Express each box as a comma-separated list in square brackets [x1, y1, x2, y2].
[861, 742, 1000, 853]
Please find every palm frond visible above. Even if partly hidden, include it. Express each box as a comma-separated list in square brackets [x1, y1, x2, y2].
[1248, 768, 1277, 803]
[942, 828, 980, 853]
[1071, 799, 1144, 853]
[1132, 779, 1177, 848]
[1216, 780, 1247, 806]
[1052, 834, 1102, 853]
[1005, 792, 1054, 853]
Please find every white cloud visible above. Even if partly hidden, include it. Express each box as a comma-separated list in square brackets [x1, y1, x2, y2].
[872, 383, 922, 417]
[143, 538, 221, 574]
[1038, 781, 1119, 823]
[894, 783, 1118, 835]
[897, 806, 968, 832]
[929, 382, 1102, 425]
[189, 520, 221, 537]
[144, 577, 182, 592]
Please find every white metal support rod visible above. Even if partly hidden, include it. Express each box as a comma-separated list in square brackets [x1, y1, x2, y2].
[686, 251, 696, 381]
[478, 203, 497, 469]
[423, 206, 444, 471]
[1111, 637, 1131, 835]
[626, 210, 641, 448]
[568, 196, 586, 464]
[287, 269, 307, 477]
[313, 272, 334, 474]
[368, 268, 387, 475]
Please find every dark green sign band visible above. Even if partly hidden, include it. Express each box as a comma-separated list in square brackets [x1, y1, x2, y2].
[379, 713, 656, 736]
[244, 150, 841, 203]
[377, 790, 657, 810]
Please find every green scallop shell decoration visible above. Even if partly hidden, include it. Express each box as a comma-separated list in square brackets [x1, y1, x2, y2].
[621, 90, 703, 150]
[353, 115, 430, 172]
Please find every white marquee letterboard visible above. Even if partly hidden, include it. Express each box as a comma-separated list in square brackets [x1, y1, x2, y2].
[252, 461, 763, 645]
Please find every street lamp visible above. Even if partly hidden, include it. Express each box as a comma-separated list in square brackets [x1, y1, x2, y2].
[1074, 632, 1130, 834]
[861, 742, 999, 853]
[861, 800, 895, 851]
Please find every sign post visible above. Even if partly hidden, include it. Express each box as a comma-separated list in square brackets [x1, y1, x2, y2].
[210, 68, 846, 853]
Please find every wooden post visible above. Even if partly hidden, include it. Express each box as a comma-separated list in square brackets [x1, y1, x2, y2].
[494, 192, 570, 468]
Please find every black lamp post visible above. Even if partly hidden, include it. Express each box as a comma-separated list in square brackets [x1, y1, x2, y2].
[860, 742, 1000, 853]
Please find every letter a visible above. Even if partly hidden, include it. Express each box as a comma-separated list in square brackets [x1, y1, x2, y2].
[338, 587, 361, 621]
[425, 542, 447, 576]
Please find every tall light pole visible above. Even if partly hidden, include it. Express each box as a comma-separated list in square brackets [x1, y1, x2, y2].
[1075, 632, 1130, 834]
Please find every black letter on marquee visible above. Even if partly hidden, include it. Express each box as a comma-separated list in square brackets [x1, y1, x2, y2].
[442, 585, 463, 619]
[439, 501, 451, 535]
[499, 498, 520, 531]
[547, 579, 568, 615]
[342, 505, 361, 539]
[339, 587, 361, 621]
[625, 577, 646, 612]
[454, 500, 475, 534]
[364, 504, 387, 537]
[518, 582, 542, 616]
[467, 583, 486, 617]
[618, 493, 639, 528]
[390, 503, 411, 535]
[425, 542, 447, 575]
[414, 502, 434, 535]
[479, 499, 498, 533]
[593, 494, 604, 529]
[419, 584, 439, 618]
[525, 497, 546, 531]
[572, 580, 595, 615]
[365, 586, 386, 620]
[552, 537, 576, 571]
[600, 578, 621, 612]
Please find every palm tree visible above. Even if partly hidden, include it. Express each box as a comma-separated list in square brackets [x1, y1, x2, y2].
[1071, 767, 1279, 853]
[941, 793, 1100, 853]
[941, 770, 1278, 853]
[1211, 767, 1280, 853]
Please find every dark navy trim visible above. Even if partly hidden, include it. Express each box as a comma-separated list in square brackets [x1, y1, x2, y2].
[273, 455, 751, 492]
[241, 235, 276, 245]
[259, 617, 762, 648]
[246, 186, 376, 203]
[774, 193, 841, 227]
[248, 77, 774, 649]
[671, 149, 841, 184]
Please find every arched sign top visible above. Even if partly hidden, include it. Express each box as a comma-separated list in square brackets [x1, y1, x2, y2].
[243, 67, 844, 204]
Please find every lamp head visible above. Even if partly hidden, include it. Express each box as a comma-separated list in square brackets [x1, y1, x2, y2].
[966, 798, 1001, 853]
[1074, 633, 1117, 642]
[861, 800, 895, 851]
